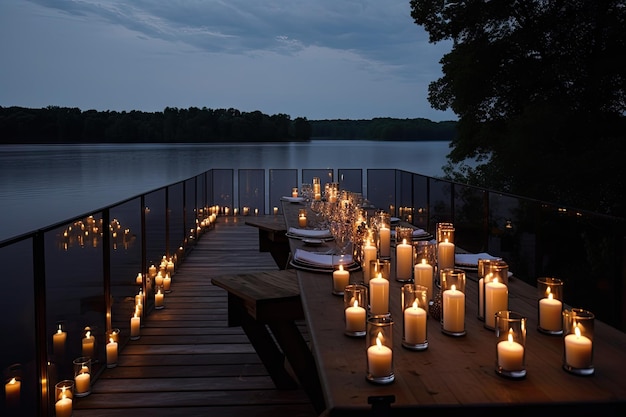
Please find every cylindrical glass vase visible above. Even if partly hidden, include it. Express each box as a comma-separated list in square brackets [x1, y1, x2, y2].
[366, 315, 394, 384]
[562, 308, 595, 376]
[401, 284, 428, 350]
[495, 311, 527, 379]
[440, 268, 466, 336]
[344, 284, 368, 337]
[537, 277, 564, 335]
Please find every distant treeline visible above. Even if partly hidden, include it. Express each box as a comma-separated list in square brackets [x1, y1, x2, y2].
[309, 118, 457, 141]
[0, 106, 457, 144]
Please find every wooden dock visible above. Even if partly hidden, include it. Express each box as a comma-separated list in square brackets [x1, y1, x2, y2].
[73, 216, 318, 417]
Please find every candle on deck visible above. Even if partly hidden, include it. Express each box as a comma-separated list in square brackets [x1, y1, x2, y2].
[539, 293, 563, 332]
[437, 238, 455, 270]
[163, 274, 172, 292]
[395, 239, 413, 281]
[82, 331, 95, 358]
[148, 264, 157, 277]
[485, 279, 508, 329]
[369, 273, 389, 315]
[136, 272, 143, 284]
[55, 394, 72, 417]
[155, 289, 165, 308]
[362, 240, 377, 285]
[5, 377, 20, 406]
[413, 259, 433, 301]
[345, 300, 366, 333]
[106, 338, 118, 367]
[53, 325, 67, 357]
[367, 336, 393, 378]
[442, 285, 465, 333]
[130, 313, 141, 340]
[497, 330, 524, 371]
[379, 226, 391, 258]
[404, 300, 427, 345]
[564, 326, 593, 369]
[74, 368, 90, 396]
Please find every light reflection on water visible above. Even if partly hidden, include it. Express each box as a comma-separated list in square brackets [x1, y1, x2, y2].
[0, 140, 452, 240]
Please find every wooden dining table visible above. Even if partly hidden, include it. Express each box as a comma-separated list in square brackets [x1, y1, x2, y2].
[281, 200, 626, 416]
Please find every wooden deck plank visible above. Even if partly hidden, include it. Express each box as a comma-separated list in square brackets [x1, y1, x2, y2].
[73, 216, 317, 417]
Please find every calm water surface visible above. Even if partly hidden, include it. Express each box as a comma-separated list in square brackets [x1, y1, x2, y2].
[0, 140, 452, 240]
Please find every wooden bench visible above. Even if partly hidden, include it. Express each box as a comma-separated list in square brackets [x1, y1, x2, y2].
[211, 269, 325, 414]
[245, 215, 290, 269]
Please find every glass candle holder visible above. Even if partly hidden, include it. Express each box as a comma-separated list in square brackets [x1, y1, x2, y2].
[369, 259, 391, 281]
[332, 264, 350, 296]
[52, 321, 68, 359]
[483, 263, 509, 331]
[436, 222, 455, 244]
[440, 268, 466, 336]
[4, 363, 22, 409]
[395, 237, 414, 282]
[298, 208, 307, 228]
[106, 334, 118, 369]
[312, 177, 321, 200]
[537, 277, 564, 335]
[495, 311, 527, 379]
[54, 380, 74, 417]
[376, 212, 391, 259]
[344, 284, 368, 337]
[155, 285, 165, 309]
[361, 239, 377, 285]
[413, 241, 436, 301]
[562, 308, 595, 376]
[73, 357, 92, 397]
[394, 226, 413, 244]
[401, 284, 429, 350]
[81, 326, 96, 360]
[477, 258, 498, 321]
[366, 315, 394, 384]
[291, 187, 298, 197]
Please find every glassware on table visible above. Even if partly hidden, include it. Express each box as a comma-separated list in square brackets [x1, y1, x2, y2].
[344, 284, 368, 337]
[562, 308, 595, 375]
[440, 268, 466, 337]
[401, 284, 429, 350]
[366, 315, 394, 384]
[537, 277, 564, 335]
[495, 310, 527, 379]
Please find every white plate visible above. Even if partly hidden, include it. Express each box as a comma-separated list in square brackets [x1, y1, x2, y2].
[303, 238, 323, 246]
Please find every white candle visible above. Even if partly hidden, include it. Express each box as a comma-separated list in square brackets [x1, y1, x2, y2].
[273, 206, 279, 215]
[497, 331, 524, 371]
[442, 285, 465, 333]
[155, 273, 164, 286]
[298, 214, 307, 227]
[53, 326, 67, 357]
[413, 259, 433, 301]
[333, 265, 350, 294]
[136, 272, 143, 284]
[130, 314, 141, 339]
[82, 331, 95, 358]
[369, 273, 389, 315]
[74, 370, 90, 395]
[106, 338, 118, 366]
[396, 239, 413, 280]
[539, 293, 563, 331]
[55, 395, 72, 417]
[362, 240, 377, 285]
[163, 275, 172, 292]
[564, 326, 593, 369]
[485, 279, 508, 328]
[4, 377, 20, 406]
[367, 336, 393, 377]
[379, 226, 390, 258]
[345, 300, 366, 333]
[437, 239, 455, 270]
[148, 264, 157, 277]
[155, 289, 164, 308]
[167, 260, 175, 275]
[404, 300, 427, 344]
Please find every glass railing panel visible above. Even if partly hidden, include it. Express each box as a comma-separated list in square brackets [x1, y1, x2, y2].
[185, 178, 197, 245]
[302, 169, 333, 189]
[338, 169, 362, 195]
[429, 178, 454, 224]
[411, 173, 429, 232]
[205, 170, 214, 207]
[238, 169, 265, 215]
[395, 170, 413, 221]
[167, 182, 184, 259]
[145, 188, 167, 302]
[108, 199, 142, 346]
[212, 169, 234, 214]
[45, 216, 106, 383]
[367, 169, 395, 214]
[1, 238, 37, 416]
[453, 183, 487, 253]
[196, 172, 207, 210]
[269, 169, 297, 214]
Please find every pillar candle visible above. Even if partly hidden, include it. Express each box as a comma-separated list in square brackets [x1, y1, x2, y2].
[155, 273, 164, 286]
[539, 293, 563, 331]
[442, 285, 465, 333]
[367, 338, 393, 377]
[564, 327, 593, 368]
[485, 279, 508, 328]
[167, 260, 175, 275]
[497, 332, 524, 371]
[362, 240, 377, 285]
[136, 272, 143, 284]
[163, 275, 172, 292]
[155, 289, 164, 308]
[130, 314, 141, 339]
[437, 239, 455, 270]
[106, 338, 118, 366]
[413, 259, 433, 301]
[55, 395, 72, 417]
[333, 265, 350, 294]
[298, 214, 307, 227]
[345, 300, 366, 333]
[74, 370, 90, 395]
[4, 378, 20, 406]
[396, 239, 413, 280]
[148, 264, 157, 277]
[82, 332, 95, 358]
[404, 300, 427, 344]
[379, 226, 390, 258]
[53, 326, 67, 357]
[369, 273, 389, 315]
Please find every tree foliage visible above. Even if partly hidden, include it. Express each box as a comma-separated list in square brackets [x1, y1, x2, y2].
[410, 0, 626, 216]
[310, 118, 457, 141]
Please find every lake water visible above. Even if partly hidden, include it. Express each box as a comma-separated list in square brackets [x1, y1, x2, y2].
[0, 140, 452, 240]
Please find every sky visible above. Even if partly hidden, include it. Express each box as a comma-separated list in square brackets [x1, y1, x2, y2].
[0, 0, 455, 121]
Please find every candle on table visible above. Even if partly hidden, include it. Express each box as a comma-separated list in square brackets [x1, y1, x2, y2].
[333, 264, 350, 295]
[74, 368, 90, 395]
[345, 300, 366, 333]
[367, 335, 393, 377]
[414, 258, 433, 301]
[442, 284, 465, 333]
[362, 240, 377, 284]
[485, 279, 508, 329]
[497, 329, 524, 371]
[53, 324, 67, 357]
[298, 213, 307, 227]
[564, 325, 593, 369]
[82, 331, 95, 358]
[55, 393, 72, 417]
[273, 206, 279, 215]
[106, 338, 118, 367]
[396, 238, 413, 281]
[379, 226, 390, 258]
[404, 300, 427, 345]
[148, 264, 157, 277]
[369, 273, 389, 315]
[5, 377, 20, 406]
[539, 292, 563, 332]
[292, 188, 298, 197]
[437, 238, 455, 270]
